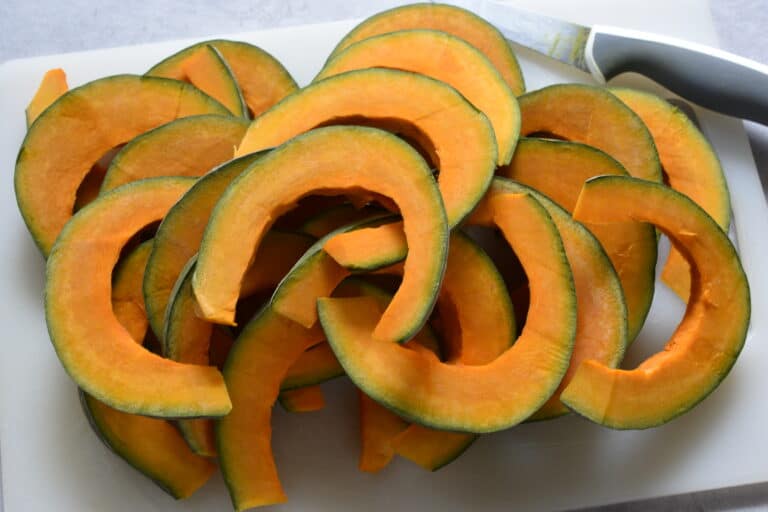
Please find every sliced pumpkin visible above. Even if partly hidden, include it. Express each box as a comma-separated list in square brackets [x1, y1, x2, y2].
[167, 231, 315, 457]
[182, 44, 247, 117]
[491, 178, 627, 420]
[195, 126, 448, 344]
[328, 2, 525, 95]
[561, 176, 749, 428]
[25, 68, 68, 126]
[317, 29, 520, 165]
[143, 152, 265, 340]
[234, 68, 497, 229]
[319, 192, 576, 433]
[99, 114, 249, 193]
[518, 83, 662, 183]
[281, 342, 343, 390]
[359, 392, 409, 473]
[82, 241, 215, 499]
[278, 386, 326, 413]
[45, 177, 231, 417]
[611, 87, 731, 301]
[498, 138, 657, 342]
[15, 75, 228, 255]
[147, 39, 298, 118]
[300, 204, 386, 238]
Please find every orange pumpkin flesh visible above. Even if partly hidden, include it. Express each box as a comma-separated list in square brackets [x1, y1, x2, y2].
[317, 29, 520, 165]
[328, 2, 525, 95]
[518, 84, 662, 183]
[359, 392, 409, 472]
[278, 386, 326, 413]
[181, 45, 248, 117]
[611, 87, 731, 302]
[15, 75, 228, 255]
[194, 126, 448, 345]
[25, 68, 68, 126]
[498, 138, 656, 342]
[99, 114, 248, 193]
[319, 192, 576, 433]
[111, 241, 154, 343]
[235, 68, 497, 229]
[561, 176, 749, 429]
[45, 178, 231, 417]
[281, 342, 343, 390]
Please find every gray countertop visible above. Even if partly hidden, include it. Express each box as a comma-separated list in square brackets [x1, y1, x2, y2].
[1, 1, 766, 511]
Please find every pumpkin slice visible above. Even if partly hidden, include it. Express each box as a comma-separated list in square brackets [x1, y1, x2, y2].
[278, 386, 326, 413]
[111, 241, 154, 343]
[561, 176, 749, 428]
[147, 39, 298, 117]
[15, 75, 228, 255]
[611, 87, 731, 301]
[317, 29, 520, 165]
[182, 45, 248, 117]
[300, 204, 386, 238]
[319, 191, 576, 433]
[359, 392, 409, 473]
[491, 179, 627, 420]
[498, 138, 656, 342]
[143, 152, 265, 340]
[82, 241, 215, 499]
[46, 177, 231, 417]
[100, 114, 248, 193]
[328, 2, 525, 95]
[281, 342, 344, 390]
[518, 83, 662, 183]
[25, 68, 68, 126]
[167, 232, 315, 457]
[195, 126, 448, 344]
[234, 68, 497, 229]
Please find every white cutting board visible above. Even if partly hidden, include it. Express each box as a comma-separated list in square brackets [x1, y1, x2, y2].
[1, 2, 768, 511]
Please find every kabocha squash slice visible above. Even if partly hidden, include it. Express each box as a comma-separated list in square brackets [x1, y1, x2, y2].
[166, 231, 315, 457]
[100, 114, 249, 193]
[25, 68, 68, 126]
[281, 342, 344, 390]
[359, 392, 409, 473]
[319, 192, 576, 433]
[498, 138, 656, 342]
[317, 29, 520, 165]
[561, 176, 750, 429]
[15, 75, 228, 255]
[518, 83, 662, 183]
[328, 2, 525, 95]
[195, 126, 449, 344]
[235, 68, 497, 229]
[148, 39, 298, 118]
[45, 177, 231, 417]
[611, 87, 731, 301]
[278, 386, 326, 413]
[82, 241, 215, 499]
[144, 152, 265, 340]
[300, 204, 386, 238]
[490, 179, 627, 420]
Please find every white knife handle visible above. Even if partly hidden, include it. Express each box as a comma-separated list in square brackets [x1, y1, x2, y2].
[585, 25, 768, 125]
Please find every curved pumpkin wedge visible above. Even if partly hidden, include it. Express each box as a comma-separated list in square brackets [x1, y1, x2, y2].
[25, 68, 68, 126]
[111, 240, 154, 343]
[281, 342, 343, 390]
[100, 114, 249, 193]
[195, 126, 448, 344]
[491, 178, 627, 421]
[278, 386, 326, 413]
[498, 138, 656, 342]
[300, 204, 386, 238]
[81, 240, 215, 499]
[561, 175, 749, 429]
[234, 68, 496, 229]
[46, 177, 231, 417]
[317, 29, 520, 165]
[148, 39, 298, 118]
[144, 152, 265, 340]
[519, 83, 662, 184]
[320, 192, 576, 433]
[328, 2, 525, 95]
[611, 87, 731, 302]
[15, 75, 228, 255]
[167, 231, 315, 457]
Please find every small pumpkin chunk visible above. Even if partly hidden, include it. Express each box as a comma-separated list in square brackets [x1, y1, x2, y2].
[25, 68, 68, 126]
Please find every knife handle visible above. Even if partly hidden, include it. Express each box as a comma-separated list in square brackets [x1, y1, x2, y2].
[586, 25, 768, 125]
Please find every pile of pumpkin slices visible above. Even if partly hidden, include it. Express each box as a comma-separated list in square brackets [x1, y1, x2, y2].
[17, 2, 750, 509]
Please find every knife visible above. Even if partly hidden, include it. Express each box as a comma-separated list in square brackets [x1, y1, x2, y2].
[474, 0, 768, 125]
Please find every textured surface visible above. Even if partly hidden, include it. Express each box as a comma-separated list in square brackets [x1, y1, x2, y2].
[0, 1, 767, 511]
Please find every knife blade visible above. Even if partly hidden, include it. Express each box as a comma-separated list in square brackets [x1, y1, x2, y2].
[474, 0, 768, 125]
